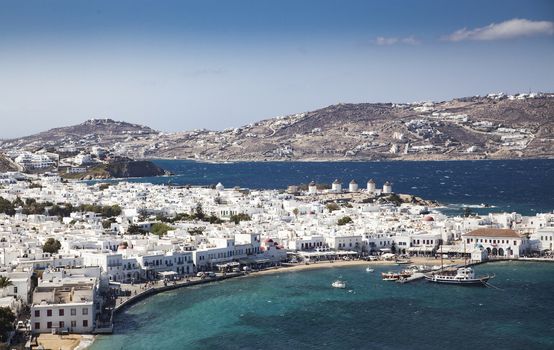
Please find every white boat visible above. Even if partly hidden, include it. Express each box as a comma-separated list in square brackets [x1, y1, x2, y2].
[331, 280, 346, 288]
[425, 267, 494, 286]
[395, 259, 411, 265]
[365, 267, 374, 272]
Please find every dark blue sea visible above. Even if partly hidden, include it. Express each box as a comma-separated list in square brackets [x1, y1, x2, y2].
[99, 159, 554, 216]
[90, 262, 554, 350]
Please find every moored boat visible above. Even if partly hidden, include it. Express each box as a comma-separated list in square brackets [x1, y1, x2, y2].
[425, 267, 494, 286]
[395, 259, 412, 265]
[332, 280, 346, 288]
[381, 272, 401, 281]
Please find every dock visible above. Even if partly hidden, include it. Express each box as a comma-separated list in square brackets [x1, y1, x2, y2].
[396, 272, 426, 283]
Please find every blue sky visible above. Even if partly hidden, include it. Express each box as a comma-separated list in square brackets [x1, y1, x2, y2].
[0, 0, 553, 138]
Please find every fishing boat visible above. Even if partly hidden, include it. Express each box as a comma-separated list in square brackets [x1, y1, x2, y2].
[426, 243, 494, 286]
[381, 272, 401, 281]
[425, 267, 494, 285]
[331, 280, 346, 288]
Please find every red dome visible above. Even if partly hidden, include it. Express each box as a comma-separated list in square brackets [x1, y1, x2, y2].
[423, 216, 434, 222]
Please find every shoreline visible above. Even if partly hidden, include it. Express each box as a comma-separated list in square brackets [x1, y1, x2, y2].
[82, 256, 551, 349]
[144, 157, 554, 164]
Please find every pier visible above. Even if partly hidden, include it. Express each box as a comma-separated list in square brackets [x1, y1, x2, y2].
[396, 272, 426, 283]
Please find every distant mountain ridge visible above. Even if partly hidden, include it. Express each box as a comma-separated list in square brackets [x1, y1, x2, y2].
[1, 93, 554, 161]
[0, 118, 157, 152]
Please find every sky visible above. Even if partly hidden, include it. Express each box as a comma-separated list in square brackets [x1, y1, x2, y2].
[0, 0, 553, 138]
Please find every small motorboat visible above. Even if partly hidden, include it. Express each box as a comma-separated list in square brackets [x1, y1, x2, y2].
[366, 267, 374, 272]
[332, 280, 346, 289]
[395, 259, 412, 265]
[381, 272, 401, 281]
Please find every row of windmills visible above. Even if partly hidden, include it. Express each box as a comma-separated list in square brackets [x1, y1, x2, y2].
[307, 179, 392, 194]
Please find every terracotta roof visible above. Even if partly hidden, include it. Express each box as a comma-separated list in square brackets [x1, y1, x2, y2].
[463, 228, 522, 238]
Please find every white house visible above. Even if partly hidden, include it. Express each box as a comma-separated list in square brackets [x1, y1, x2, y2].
[463, 228, 527, 258]
[30, 269, 99, 334]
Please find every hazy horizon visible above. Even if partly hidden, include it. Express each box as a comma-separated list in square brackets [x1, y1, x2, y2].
[1, 0, 553, 138]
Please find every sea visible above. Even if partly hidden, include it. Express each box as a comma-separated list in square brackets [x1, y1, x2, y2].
[94, 158, 554, 216]
[90, 262, 554, 350]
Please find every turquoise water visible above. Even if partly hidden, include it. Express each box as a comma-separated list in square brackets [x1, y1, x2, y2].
[91, 262, 554, 350]
[92, 159, 554, 215]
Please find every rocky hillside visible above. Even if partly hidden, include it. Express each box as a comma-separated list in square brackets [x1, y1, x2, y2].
[2, 93, 553, 161]
[0, 118, 158, 152]
[0, 154, 19, 172]
[61, 160, 169, 180]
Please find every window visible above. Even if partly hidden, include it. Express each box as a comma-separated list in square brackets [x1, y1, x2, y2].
[47, 309, 52, 317]
[71, 320, 76, 328]
[34, 322, 40, 330]
[83, 320, 88, 327]
[34, 310, 40, 317]
[59, 309, 64, 316]
[59, 321, 65, 328]
[13, 286, 17, 293]
[71, 308, 76, 316]
[82, 308, 88, 315]
[47, 322, 52, 329]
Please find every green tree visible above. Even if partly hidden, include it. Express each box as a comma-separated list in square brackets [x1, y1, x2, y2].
[0, 197, 14, 216]
[0, 307, 15, 342]
[126, 224, 145, 235]
[42, 238, 62, 254]
[326, 203, 340, 212]
[151, 223, 175, 237]
[207, 214, 223, 224]
[194, 203, 205, 220]
[102, 218, 116, 229]
[337, 216, 353, 226]
[229, 213, 251, 224]
[0, 276, 12, 289]
[187, 227, 205, 235]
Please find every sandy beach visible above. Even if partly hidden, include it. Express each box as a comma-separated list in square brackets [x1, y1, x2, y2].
[34, 334, 95, 350]
[248, 256, 467, 277]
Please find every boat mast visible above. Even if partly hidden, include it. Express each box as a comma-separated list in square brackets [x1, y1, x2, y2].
[440, 244, 443, 271]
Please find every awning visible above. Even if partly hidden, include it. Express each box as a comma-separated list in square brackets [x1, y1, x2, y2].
[158, 271, 177, 277]
[216, 262, 240, 268]
[407, 246, 435, 252]
[438, 245, 467, 254]
[254, 258, 271, 264]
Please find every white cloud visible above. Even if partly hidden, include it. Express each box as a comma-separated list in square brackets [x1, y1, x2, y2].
[444, 18, 554, 42]
[374, 36, 420, 46]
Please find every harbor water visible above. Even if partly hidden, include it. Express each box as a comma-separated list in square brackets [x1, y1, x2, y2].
[90, 262, 554, 350]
